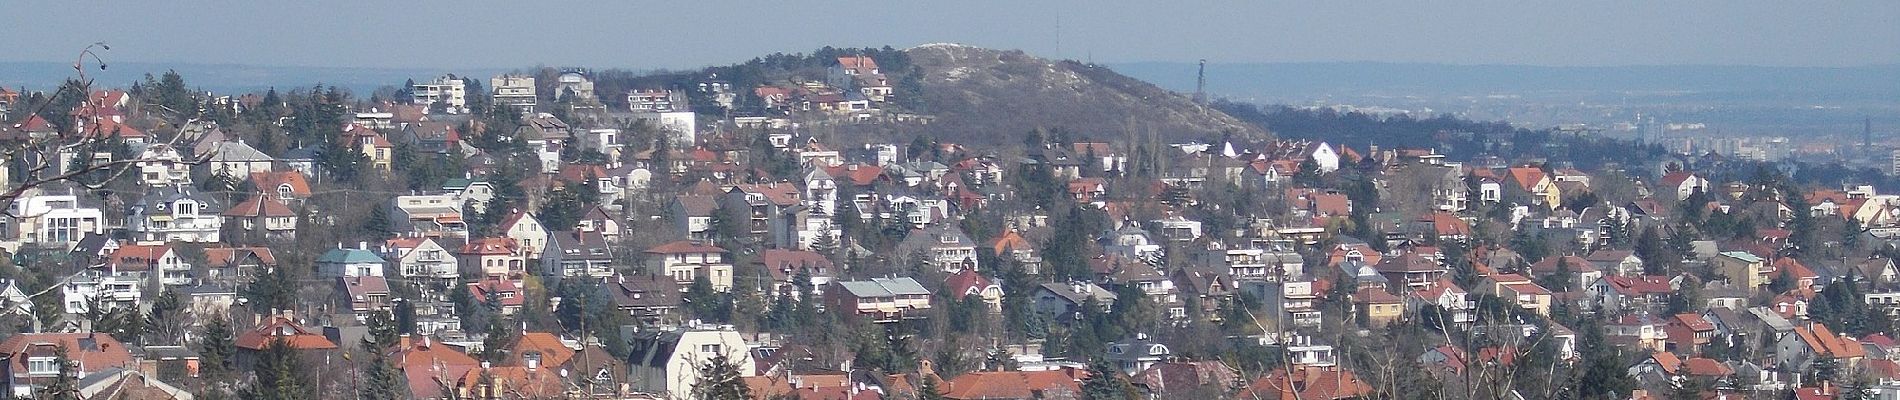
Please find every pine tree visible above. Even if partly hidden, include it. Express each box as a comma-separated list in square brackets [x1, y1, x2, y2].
[1080, 360, 1136, 400]
[198, 314, 237, 382]
[366, 309, 400, 348]
[919, 375, 948, 400]
[691, 354, 753, 400]
[36, 345, 80, 400]
[359, 339, 407, 400]
[241, 338, 309, 400]
[146, 288, 186, 345]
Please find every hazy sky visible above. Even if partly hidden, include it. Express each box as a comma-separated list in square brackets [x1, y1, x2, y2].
[4, 1, 1895, 69]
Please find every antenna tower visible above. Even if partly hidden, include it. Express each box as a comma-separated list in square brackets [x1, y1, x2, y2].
[1194, 59, 1208, 104]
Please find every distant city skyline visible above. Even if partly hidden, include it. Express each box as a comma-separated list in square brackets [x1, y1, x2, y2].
[3, 1, 1896, 70]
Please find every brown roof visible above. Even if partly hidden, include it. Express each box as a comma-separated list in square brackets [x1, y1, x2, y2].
[0, 333, 134, 375]
[505, 332, 576, 369]
[1239, 366, 1374, 400]
[733, 183, 802, 206]
[460, 237, 520, 255]
[391, 335, 481, 399]
[943, 370, 1083, 400]
[104, 244, 172, 272]
[235, 316, 338, 350]
[224, 194, 296, 218]
[247, 171, 313, 198]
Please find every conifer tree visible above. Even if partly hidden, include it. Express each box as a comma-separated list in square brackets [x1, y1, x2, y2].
[691, 354, 753, 400]
[35, 345, 79, 400]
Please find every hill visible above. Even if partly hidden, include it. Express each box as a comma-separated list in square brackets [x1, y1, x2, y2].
[902, 44, 1268, 145]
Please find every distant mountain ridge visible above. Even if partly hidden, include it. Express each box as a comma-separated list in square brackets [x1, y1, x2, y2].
[1112, 61, 1900, 101]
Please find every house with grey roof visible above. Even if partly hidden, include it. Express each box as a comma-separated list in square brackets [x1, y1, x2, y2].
[825, 277, 931, 323]
[127, 187, 223, 243]
[198, 140, 275, 178]
[543, 230, 614, 279]
[1034, 282, 1118, 317]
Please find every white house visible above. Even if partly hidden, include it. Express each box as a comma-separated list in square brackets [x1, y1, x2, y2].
[317, 246, 387, 278]
[2, 189, 105, 250]
[412, 74, 468, 113]
[127, 187, 221, 243]
[382, 236, 457, 287]
[627, 325, 754, 398]
[136, 143, 191, 187]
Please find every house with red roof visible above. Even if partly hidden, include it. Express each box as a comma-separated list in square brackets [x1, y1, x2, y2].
[0, 333, 136, 397]
[468, 275, 526, 315]
[498, 210, 549, 260]
[942, 369, 1084, 400]
[223, 193, 298, 242]
[338, 123, 394, 171]
[1658, 171, 1709, 201]
[725, 183, 809, 249]
[245, 171, 312, 205]
[387, 334, 482, 399]
[1505, 167, 1561, 210]
[1418, 344, 1517, 376]
[1590, 275, 1675, 315]
[1778, 322, 1866, 369]
[459, 237, 526, 277]
[335, 276, 392, 319]
[945, 269, 1003, 311]
[755, 249, 835, 299]
[1352, 287, 1404, 327]
[234, 315, 338, 368]
[1238, 365, 1373, 400]
[1408, 279, 1475, 325]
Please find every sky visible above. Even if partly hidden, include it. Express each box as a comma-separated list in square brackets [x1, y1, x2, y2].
[3, 1, 1896, 70]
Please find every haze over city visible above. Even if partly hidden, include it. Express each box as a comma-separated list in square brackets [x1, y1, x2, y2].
[3, 1, 1896, 69]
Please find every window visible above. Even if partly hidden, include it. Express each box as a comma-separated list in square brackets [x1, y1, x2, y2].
[700, 344, 722, 354]
[27, 357, 57, 374]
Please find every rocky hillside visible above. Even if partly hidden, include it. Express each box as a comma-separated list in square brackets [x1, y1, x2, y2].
[903, 44, 1268, 145]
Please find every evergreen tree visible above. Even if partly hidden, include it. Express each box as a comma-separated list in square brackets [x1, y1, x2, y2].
[366, 309, 400, 348]
[1080, 360, 1136, 400]
[198, 314, 237, 382]
[690, 354, 753, 400]
[359, 338, 407, 400]
[35, 345, 80, 400]
[146, 288, 186, 345]
[241, 338, 309, 400]
[919, 375, 948, 400]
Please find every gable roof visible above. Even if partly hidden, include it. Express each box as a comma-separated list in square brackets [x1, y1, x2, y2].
[247, 171, 313, 198]
[943, 370, 1082, 400]
[235, 316, 338, 350]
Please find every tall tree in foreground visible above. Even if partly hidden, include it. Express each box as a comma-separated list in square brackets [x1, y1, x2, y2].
[35, 345, 80, 400]
[197, 314, 238, 382]
[691, 353, 753, 400]
[359, 335, 407, 400]
[240, 338, 309, 400]
[1081, 360, 1137, 400]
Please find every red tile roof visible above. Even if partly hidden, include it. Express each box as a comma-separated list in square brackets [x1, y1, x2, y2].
[943, 370, 1083, 400]
[225, 194, 296, 217]
[248, 171, 313, 198]
[1239, 366, 1374, 400]
[945, 269, 997, 301]
[104, 244, 172, 272]
[0, 333, 135, 376]
[235, 316, 339, 350]
[460, 237, 520, 255]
